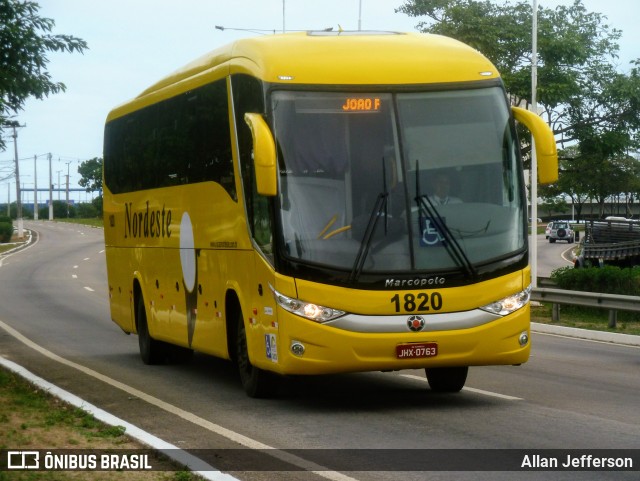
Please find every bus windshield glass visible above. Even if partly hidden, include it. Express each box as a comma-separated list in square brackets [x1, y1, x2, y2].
[271, 87, 525, 277]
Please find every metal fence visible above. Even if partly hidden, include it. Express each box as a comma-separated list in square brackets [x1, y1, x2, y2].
[531, 286, 640, 328]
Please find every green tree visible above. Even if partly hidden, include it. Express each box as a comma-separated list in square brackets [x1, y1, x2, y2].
[49, 199, 74, 218]
[540, 146, 593, 221]
[0, 0, 87, 149]
[77, 157, 103, 194]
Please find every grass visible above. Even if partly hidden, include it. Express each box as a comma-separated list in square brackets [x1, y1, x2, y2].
[0, 367, 204, 481]
[531, 302, 640, 335]
[48, 217, 104, 228]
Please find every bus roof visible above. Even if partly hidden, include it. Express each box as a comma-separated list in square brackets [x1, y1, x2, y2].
[108, 31, 499, 120]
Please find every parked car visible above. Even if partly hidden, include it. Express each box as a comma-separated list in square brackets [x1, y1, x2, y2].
[548, 221, 575, 243]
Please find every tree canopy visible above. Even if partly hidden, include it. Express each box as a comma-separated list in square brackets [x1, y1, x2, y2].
[77, 157, 103, 194]
[0, 0, 87, 148]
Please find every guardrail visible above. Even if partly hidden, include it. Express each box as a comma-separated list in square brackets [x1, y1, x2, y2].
[530, 287, 640, 328]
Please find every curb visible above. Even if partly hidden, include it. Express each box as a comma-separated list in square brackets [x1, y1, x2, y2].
[0, 357, 239, 481]
[531, 322, 640, 347]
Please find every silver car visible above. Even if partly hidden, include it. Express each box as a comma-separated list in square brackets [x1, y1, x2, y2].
[548, 221, 575, 243]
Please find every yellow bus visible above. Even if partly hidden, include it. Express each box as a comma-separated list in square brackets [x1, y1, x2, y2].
[103, 31, 557, 397]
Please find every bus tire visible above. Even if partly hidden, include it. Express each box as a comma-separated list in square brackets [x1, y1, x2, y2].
[425, 366, 468, 393]
[236, 312, 276, 398]
[137, 295, 164, 365]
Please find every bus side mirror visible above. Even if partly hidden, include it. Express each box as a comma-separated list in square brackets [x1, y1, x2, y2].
[511, 106, 558, 185]
[244, 113, 277, 196]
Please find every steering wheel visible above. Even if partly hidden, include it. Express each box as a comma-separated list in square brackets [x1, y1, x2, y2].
[318, 215, 352, 240]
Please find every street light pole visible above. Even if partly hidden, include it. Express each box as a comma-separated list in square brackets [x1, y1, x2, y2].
[530, 0, 539, 288]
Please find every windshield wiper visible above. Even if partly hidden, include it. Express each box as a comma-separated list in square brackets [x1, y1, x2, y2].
[414, 160, 477, 279]
[349, 157, 390, 284]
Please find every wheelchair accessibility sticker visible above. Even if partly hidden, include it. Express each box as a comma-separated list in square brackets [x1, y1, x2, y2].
[420, 216, 446, 246]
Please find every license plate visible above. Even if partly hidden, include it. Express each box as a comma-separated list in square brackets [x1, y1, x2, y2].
[396, 342, 438, 359]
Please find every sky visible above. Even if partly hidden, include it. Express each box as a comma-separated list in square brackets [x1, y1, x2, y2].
[2, 0, 640, 205]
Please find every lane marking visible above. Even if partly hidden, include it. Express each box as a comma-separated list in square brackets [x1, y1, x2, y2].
[0, 319, 360, 481]
[561, 245, 576, 265]
[84, 286, 94, 292]
[83, 257, 90, 261]
[72, 274, 77, 279]
[0, 229, 38, 267]
[399, 374, 523, 401]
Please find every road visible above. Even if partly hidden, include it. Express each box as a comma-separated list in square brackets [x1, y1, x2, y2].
[535, 233, 575, 277]
[0, 221, 638, 481]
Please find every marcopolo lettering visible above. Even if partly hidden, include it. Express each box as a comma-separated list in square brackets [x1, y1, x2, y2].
[385, 277, 445, 288]
[125, 201, 172, 239]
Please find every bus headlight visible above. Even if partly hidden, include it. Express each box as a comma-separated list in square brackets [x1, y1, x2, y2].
[480, 286, 531, 316]
[271, 287, 346, 322]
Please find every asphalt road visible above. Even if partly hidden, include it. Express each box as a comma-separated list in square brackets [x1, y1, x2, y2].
[0, 221, 638, 481]
[535, 232, 575, 277]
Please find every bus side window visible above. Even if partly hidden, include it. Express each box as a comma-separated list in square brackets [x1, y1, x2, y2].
[232, 74, 274, 260]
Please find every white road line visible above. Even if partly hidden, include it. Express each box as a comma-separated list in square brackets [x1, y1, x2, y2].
[399, 374, 523, 401]
[72, 274, 77, 279]
[73, 265, 78, 269]
[83, 286, 94, 292]
[561, 245, 576, 265]
[0, 319, 360, 481]
[83, 257, 90, 261]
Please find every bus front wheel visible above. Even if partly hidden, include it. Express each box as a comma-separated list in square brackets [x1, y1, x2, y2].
[236, 313, 277, 398]
[137, 296, 164, 365]
[425, 366, 468, 393]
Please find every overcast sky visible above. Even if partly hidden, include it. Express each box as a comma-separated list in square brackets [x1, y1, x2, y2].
[2, 0, 639, 204]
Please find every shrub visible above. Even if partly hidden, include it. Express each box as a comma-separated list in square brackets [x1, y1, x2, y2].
[551, 265, 640, 296]
[0, 222, 13, 243]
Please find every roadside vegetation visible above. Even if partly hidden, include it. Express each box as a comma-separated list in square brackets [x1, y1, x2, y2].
[0, 367, 203, 481]
[532, 264, 640, 335]
[531, 303, 640, 335]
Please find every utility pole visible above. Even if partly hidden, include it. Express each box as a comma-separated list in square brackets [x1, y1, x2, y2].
[65, 160, 71, 217]
[33, 155, 38, 220]
[11, 124, 24, 238]
[48, 153, 53, 220]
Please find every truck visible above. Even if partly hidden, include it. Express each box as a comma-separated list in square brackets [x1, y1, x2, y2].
[575, 218, 640, 268]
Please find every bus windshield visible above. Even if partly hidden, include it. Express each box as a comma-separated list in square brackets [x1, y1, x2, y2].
[271, 86, 525, 278]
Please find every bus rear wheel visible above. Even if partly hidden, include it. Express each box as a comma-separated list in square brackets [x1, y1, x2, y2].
[137, 295, 164, 365]
[425, 366, 468, 393]
[236, 313, 277, 398]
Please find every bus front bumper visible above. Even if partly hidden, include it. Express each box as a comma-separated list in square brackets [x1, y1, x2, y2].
[253, 305, 531, 375]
